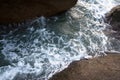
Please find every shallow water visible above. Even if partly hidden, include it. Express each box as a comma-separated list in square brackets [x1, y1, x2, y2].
[0, 0, 119, 80]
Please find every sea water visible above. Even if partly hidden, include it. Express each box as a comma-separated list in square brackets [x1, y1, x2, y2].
[0, 0, 119, 80]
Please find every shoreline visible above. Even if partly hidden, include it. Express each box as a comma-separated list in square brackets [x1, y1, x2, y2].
[49, 54, 120, 80]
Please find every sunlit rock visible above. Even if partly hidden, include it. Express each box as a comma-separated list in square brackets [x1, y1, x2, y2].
[49, 54, 120, 80]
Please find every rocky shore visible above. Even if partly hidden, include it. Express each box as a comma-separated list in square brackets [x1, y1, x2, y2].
[105, 5, 120, 31]
[49, 54, 120, 80]
[105, 5, 120, 39]
[49, 5, 120, 80]
[0, 1, 120, 80]
[0, 0, 77, 24]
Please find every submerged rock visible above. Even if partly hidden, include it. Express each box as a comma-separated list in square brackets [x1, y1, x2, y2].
[49, 54, 120, 80]
[0, 0, 77, 24]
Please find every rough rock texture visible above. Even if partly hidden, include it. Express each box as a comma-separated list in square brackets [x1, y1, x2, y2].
[50, 54, 120, 80]
[0, 0, 77, 24]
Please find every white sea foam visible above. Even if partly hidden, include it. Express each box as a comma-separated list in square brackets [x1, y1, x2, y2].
[0, 0, 118, 80]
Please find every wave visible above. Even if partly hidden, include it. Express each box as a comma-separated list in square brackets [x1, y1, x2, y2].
[0, 0, 118, 80]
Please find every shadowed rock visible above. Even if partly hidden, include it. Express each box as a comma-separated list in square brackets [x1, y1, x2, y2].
[105, 5, 120, 31]
[104, 5, 120, 39]
[0, 0, 77, 24]
[49, 54, 120, 80]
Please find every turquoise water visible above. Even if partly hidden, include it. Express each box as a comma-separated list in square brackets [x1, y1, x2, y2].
[0, 0, 119, 80]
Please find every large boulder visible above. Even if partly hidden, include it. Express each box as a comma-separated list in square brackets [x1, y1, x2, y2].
[49, 54, 120, 80]
[105, 5, 120, 31]
[0, 0, 77, 24]
[104, 5, 120, 39]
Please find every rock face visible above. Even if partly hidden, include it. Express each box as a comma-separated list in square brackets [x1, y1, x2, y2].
[105, 5, 120, 31]
[0, 0, 77, 24]
[50, 54, 120, 80]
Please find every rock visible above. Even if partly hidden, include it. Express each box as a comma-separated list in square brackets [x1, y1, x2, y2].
[105, 5, 120, 39]
[0, 0, 77, 24]
[105, 5, 120, 31]
[49, 54, 120, 80]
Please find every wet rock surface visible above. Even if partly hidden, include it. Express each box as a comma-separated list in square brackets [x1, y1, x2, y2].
[49, 54, 120, 80]
[0, 0, 77, 24]
[106, 5, 120, 31]
[104, 5, 120, 39]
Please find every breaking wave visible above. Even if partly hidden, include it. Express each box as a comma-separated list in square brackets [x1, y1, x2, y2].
[0, 0, 118, 80]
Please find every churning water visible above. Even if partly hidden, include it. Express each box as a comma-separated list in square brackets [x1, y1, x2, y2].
[0, 0, 119, 80]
